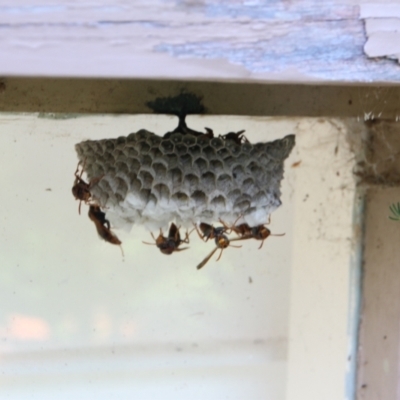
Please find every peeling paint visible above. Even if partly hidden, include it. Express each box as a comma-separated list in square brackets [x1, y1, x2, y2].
[155, 20, 399, 81]
[0, 0, 398, 82]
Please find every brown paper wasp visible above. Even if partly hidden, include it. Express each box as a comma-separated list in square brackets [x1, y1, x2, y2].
[195, 222, 227, 242]
[220, 217, 285, 249]
[194, 222, 243, 269]
[72, 160, 103, 214]
[88, 205, 124, 255]
[143, 223, 190, 255]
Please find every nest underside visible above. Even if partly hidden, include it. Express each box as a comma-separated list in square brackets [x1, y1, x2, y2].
[75, 130, 295, 230]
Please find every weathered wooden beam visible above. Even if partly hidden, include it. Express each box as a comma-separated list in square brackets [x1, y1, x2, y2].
[1, 77, 400, 118]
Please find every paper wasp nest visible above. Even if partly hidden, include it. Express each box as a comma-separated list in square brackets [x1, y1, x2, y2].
[75, 130, 295, 231]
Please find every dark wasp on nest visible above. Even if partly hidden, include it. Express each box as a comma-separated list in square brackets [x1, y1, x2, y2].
[72, 160, 103, 214]
[220, 130, 249, 145]
[160, 102, 247, 145]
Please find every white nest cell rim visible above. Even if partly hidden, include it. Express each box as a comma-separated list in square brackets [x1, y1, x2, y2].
[75, 130, 295, 231]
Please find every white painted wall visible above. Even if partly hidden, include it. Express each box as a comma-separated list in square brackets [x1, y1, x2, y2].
[0, 114, 357, 400]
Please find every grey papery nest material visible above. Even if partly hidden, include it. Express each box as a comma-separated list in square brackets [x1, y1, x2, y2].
[75, 130, 295, 231]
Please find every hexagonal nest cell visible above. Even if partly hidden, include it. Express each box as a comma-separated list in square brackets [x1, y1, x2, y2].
[75, 129, 295, 231]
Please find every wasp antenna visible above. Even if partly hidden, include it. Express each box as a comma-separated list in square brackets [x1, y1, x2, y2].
[176, 247, 190, 252]
[142, 241, 156, 246]
[215, 247, 225, 262]
[229, 237, 248, 243]
[196, 247, 218, 270]
[150, 232, 157, 241]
